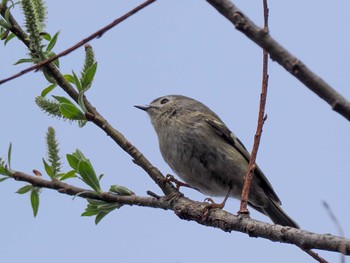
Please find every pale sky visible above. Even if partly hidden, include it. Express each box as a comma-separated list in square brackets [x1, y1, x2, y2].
[1, 1, 349, 262]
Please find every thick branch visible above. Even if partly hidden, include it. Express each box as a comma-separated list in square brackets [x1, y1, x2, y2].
[10, 170, 350, 255]
[206, 0, 350, 121]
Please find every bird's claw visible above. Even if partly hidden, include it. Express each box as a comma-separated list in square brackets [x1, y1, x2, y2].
[163, 174, 194, 190]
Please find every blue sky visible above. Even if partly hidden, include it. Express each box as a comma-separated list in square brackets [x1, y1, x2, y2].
[1, 1, 349, 262]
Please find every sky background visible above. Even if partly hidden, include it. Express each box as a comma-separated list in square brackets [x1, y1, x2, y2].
[1, 0, 349, 262]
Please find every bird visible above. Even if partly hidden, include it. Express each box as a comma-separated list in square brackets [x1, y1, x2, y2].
[135, 95, 299, 228]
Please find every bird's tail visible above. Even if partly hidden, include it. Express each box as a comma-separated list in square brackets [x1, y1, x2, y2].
[263, 199, 299, 228]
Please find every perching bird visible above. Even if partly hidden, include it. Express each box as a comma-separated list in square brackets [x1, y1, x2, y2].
[135, 95, 298, 228]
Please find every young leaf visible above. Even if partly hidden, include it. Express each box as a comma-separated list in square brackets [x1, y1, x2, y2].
[0, 163, 9, 176]
[41, 84, 57, 97]
[109, 185, 134, 196]
[60, 103, 86, 120]
[81, 62, 97, 91]
[78, 92, 87, 113]
[72, 71, 81, 91]
[0, 177, 10, 182]
[81, 210, 98, 217]
[60, 170, 76, 181]
[52, 95, 74, 105]
[16, 185, 33, 194]
[7, 142, 12, 171]
[42, 158, 54, 179]
[14, 58, 36, 65]
[95, 212, 108, 225]
[64, 74, 75, 84]
[31, 189, 40, 217]
[66, 154, 79, 170]
[78, 120, 88, 128]
[82, 199, 121, 225]
[78, 160, 101, 194]
[4, 32, 15, 45]
[46, 31, 60, 51]
[41, 32, 51, 41]
[72, 149, 85, 160]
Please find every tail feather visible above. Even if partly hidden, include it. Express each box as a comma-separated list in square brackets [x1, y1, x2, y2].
[263, 199, 299, 228]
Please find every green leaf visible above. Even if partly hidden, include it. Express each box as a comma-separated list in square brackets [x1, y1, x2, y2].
[0, 177, 10, 182]
[95, 212, 108, 225]
[7, 142, 12, 170]
[78, 160, 101, 193]
[0, 166, 9, 176]
[81, 210, 98, 217]
[4, 32, 15, 45]
[66, 154, 79, 170]
[78, 92, 87, 113]
[14, 58, 36, 65]
[64, 74, 75, 84]
[109, 185, 134, 196]
[78, 120, 88, 128]
[81, 62, 97, 91]
[60, 103, 86, 120]
[31, 190, 40, 217]
[41, 84, 57, 97]
[42, 158, 54, 179]
[82, 199, 121, 224]
[60, 170, 76, 181]
[41, 32, 51, 41]
[4, 7, 11, 23]
[16, 185, 33, 194]
[0, 19, 10, 30]
[72, 71, 82, 91]
[52, 95, 74, 105]
[46, 31, 60, 51]
[72, 149, 86, 160]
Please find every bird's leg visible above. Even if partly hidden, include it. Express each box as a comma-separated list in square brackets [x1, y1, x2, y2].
[201, 187, 232, 219]
[163, 174, 195, 190]
[204, 186, 232, 210]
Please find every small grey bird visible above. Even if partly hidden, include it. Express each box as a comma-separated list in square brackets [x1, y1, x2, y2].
[135, 95, 298, 228]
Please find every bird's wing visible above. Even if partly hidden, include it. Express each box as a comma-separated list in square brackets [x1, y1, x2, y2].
[205, 118, 281, 204]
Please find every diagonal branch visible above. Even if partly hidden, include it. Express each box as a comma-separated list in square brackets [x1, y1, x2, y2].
[0, 2, 175, 196]
[0, 0, 156, 85]
[206, 0, 350, 121]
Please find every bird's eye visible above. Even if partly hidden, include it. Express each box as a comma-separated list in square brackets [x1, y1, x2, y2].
[160, 98, 169, 104]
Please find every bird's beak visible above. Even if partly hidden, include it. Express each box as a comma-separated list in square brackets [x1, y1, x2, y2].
[134, 105, 150, 111]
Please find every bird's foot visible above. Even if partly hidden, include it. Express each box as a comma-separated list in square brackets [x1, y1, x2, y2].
[202, 197, 227, 219]
[163, 174, 194, 190]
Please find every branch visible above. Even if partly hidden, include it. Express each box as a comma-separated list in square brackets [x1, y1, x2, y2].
[239, 0, 269, 214]
[0, 0, 156, 85]
[10, 170, 350, 255]
[12, 171, 167, 209]
[206, 0, 350, 121]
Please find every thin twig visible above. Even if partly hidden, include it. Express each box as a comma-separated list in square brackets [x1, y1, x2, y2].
[239, 0, 269, 214]
[323, 201, 346, 263]
[0, 0, 156, 85]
